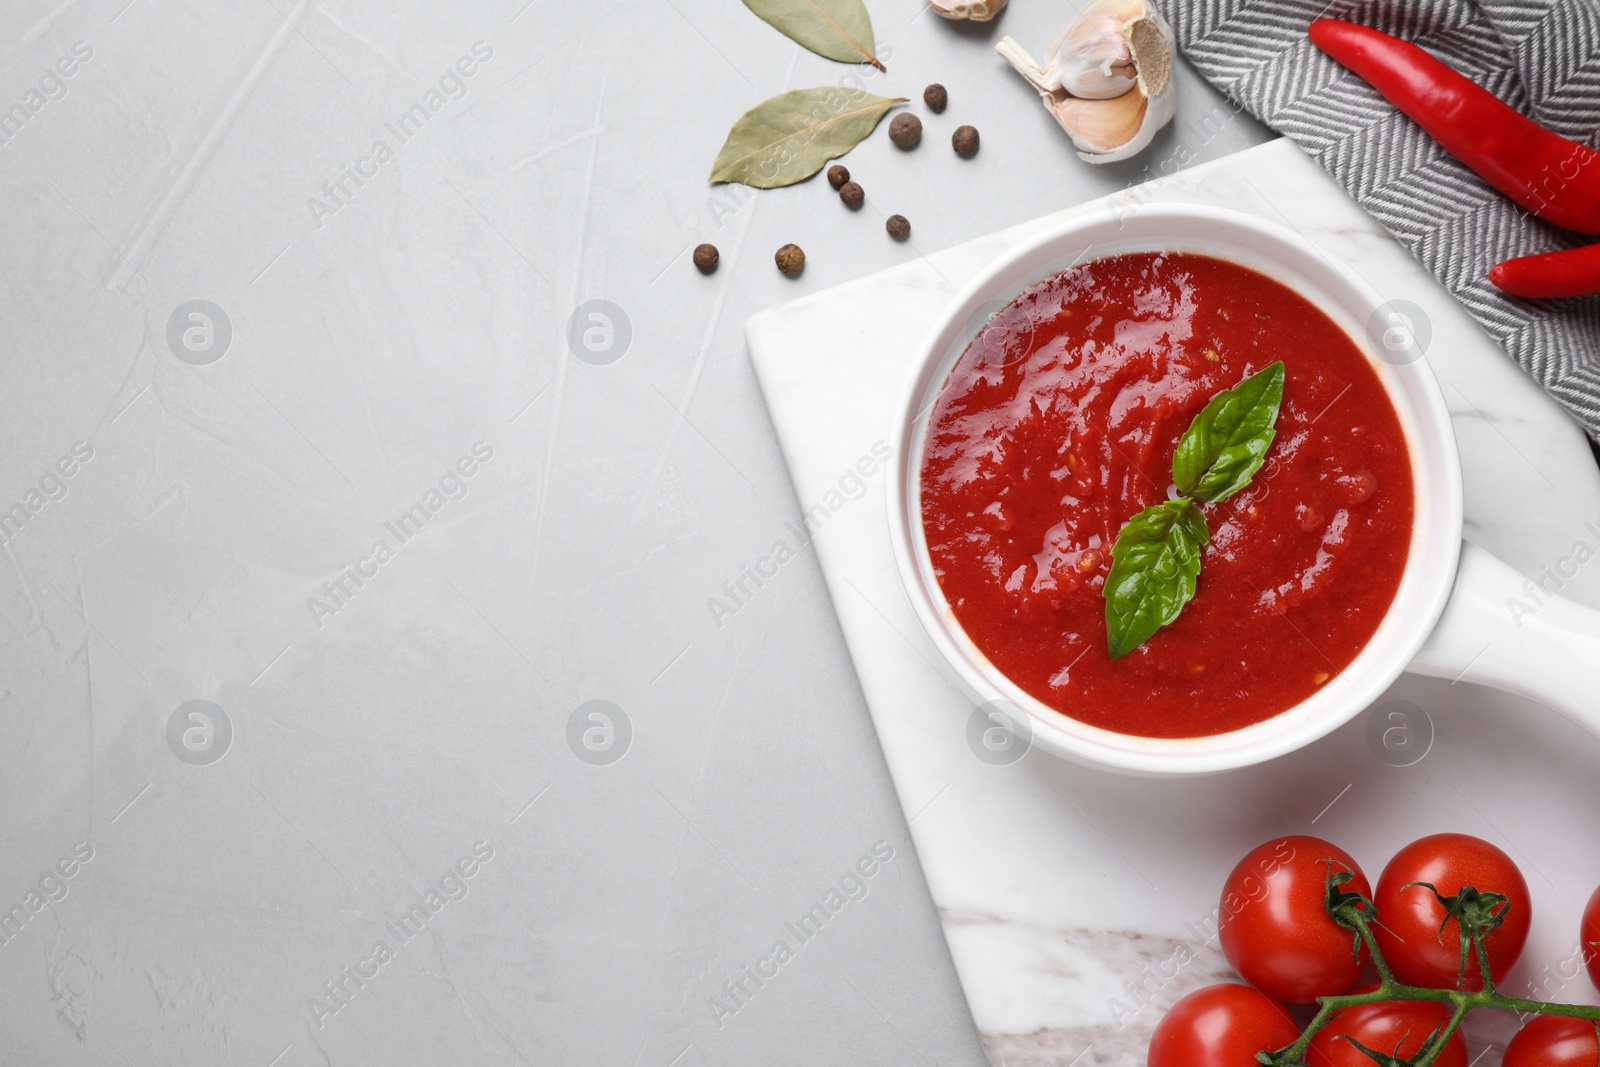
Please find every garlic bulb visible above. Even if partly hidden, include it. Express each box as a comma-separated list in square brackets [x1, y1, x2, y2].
[996, 0, 1177, 163]
[926, 0, 1006, 22]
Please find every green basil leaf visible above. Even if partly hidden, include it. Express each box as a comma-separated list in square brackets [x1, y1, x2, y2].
[742, 0, 884, 71]
[709, 88, 905, 188]
[1172, 361, 1285, 503]
[1103, 499, 1209, 660]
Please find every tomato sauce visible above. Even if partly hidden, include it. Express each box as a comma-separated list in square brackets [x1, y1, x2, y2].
[919, 253, 1414, 738]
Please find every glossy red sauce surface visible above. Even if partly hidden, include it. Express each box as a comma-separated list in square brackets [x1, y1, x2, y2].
[919, 253, 1414, 738]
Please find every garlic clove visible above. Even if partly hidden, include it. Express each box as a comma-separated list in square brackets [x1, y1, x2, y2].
[926, 0, 1007, 22]
[1047, 89, 1148, 156]
[997, 0, 1178, 164]
[1045, 0, 1144, 99]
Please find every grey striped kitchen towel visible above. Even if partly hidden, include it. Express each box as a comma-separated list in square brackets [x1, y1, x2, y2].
[1168, 0, 1600, 438]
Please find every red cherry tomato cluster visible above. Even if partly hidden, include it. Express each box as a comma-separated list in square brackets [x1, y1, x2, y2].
[1149, 832, 1600, 1067]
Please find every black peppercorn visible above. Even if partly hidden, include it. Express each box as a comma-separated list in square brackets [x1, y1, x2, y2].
[839, 181, 864, 210]
[886, 215, 910, 241]
[827, 164, 850, 190]
[889, 113, 922, 149]
[953, 125, 980, 158]
[924, 83, 948, 114]
[692, 243, 719, 274]
[775, 243, 805, 276]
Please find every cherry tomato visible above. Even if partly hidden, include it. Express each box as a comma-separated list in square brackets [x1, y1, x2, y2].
[1503, 1014, 1600, 1067]
[1305, 992, 1468, 1067]
[1148, 984, 1300, 1067]
[1584, 884, 1600, 994]
[1218, 836, 1371, 1003]
[1373, 833, 1531, 990]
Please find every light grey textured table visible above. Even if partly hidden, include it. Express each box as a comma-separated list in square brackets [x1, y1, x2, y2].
[0, 2, 1269, 1063]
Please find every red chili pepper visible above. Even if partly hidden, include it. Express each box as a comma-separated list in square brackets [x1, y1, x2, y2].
[1309, 19, 1600, 236]
[1489, 244, 1600, 298]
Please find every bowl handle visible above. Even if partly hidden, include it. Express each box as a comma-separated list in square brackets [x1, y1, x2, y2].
[1409, 540, 1600, 731]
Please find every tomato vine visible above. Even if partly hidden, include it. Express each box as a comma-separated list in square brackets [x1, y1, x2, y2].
[1259, 863, 1600, 1067]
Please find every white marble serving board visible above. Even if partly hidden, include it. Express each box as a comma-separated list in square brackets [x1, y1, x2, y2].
[746, 139, 1600, 1067]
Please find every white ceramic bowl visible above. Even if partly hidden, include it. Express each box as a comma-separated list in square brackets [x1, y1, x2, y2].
[888, 204, 1600, 776]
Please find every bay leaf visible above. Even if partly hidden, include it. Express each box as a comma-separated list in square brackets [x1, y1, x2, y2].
[743, 0, 884, 71]
[709, 87, 905, 188]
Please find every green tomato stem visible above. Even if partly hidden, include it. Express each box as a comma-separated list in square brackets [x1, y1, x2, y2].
[1412, 999, 1470, 1067]
[1356, 917, 1395, 986]
[1473, 935, 1496, 996]
[1489, 996, 1600, 1020]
